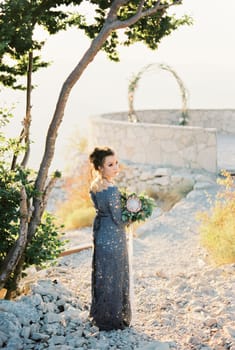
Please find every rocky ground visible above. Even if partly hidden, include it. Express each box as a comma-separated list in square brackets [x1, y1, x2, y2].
[0, 180, 235, 350]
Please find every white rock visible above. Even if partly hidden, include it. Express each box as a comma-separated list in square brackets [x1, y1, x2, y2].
[44, 312, 61, 323]
[20, 326, 31, 339]
[154, 168, 172, 176]
[31, 332, 49, 341]
[0, 330, 8, 346]
[194, 181, 215, 190]
[194, 174, 215, 183]
[4, 336, 23, 350]
[29, 293, 43, 307]
[0, 311, 21, 336]
[223, 326, 235, 338]
[137, 341, 170, 350]
[0, 300, 40, 325]
[153, 176, 169, 186]
[140, 171, 152, 181]
[51, 335, 66, 345]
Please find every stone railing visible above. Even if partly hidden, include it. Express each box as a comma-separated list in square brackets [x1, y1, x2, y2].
[89, 111, 217, 173]
[101, 109, 235, 134]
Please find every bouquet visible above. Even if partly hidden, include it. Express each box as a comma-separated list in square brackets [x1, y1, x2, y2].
[120, 189, 156, 224]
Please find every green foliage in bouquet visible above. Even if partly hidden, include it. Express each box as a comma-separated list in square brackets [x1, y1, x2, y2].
[120, 189, 156, 224]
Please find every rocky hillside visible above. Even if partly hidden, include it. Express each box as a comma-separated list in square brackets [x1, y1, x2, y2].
[0, 182, 234, 350]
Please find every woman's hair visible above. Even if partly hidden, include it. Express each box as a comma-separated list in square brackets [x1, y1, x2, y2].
[89, 146, 115, 171]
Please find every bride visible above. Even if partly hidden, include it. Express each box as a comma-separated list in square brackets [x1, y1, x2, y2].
[89, 146, 132, 331]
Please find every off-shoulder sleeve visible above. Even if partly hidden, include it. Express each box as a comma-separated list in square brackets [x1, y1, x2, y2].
[108, 187, 124, 227]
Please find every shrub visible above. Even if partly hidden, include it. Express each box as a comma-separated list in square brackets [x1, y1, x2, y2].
[25, 212, 65, 270]
[0, 164, 66, 282]
[197, 170, 235, 265]
[0, 117, 66, 291]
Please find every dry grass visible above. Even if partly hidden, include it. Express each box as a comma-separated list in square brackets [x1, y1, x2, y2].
[55, 160, 95, 230]
[197, 170, 235, 265]
[145, 187, 184, 211]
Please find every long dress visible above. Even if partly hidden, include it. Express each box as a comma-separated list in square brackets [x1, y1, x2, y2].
[90, 186, 131, 331]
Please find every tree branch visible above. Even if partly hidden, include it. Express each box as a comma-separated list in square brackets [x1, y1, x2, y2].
[107, 0, 129, 20]
[111, 0, 181, 30]
[41, 175, 58, 215]
[140, 0, 180, 17]
[21, 50, 33, 168]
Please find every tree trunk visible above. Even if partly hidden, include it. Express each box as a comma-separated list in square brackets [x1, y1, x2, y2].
[0, 187, 28, 290]
[5, 254, 25, 299]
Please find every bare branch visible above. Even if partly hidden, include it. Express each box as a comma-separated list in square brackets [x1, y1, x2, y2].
[107, 0, 150, 26]
[107, 0, 130, 20]
[140, 0, 180, 17]
[110, 0, 181, 30]
[21, 51, 33, 168]
[41, 175, 58, 215]
[137, 0, 146, 13]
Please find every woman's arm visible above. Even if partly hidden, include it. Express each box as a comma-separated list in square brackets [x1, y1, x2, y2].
[108, 188, 125, 227]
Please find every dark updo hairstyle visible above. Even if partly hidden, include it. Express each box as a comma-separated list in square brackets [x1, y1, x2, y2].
[89, 146, 115, 171]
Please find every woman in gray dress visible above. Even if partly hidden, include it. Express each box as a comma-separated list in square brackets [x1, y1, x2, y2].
[89, 146, 131, 331]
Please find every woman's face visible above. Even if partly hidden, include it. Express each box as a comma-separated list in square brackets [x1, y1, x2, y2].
[99, 154, 119, 180]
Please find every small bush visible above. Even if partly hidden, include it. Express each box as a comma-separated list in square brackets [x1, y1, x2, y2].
[25, 212, 66, 269]
[197, 170, 235, 265]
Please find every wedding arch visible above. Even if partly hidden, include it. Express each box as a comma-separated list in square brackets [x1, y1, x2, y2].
[128, 63, 189, 125]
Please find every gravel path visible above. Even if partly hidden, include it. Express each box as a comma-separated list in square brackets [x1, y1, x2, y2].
[25, 183, 235, 350]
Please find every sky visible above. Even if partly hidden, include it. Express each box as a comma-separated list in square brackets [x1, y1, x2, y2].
[1, 0, 235, 171]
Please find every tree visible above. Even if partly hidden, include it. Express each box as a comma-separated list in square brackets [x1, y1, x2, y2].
[0, 0, 84, 294]
[0, 0, 191, 292]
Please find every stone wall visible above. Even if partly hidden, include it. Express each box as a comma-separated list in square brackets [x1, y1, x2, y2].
[101, 109, 235, 134]
[89, 114, 217, 173]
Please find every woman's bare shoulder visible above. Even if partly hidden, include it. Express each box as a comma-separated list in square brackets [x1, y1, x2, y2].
[90, 178, 113, 193]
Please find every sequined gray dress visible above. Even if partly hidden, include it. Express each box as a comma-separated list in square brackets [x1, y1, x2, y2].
[90, 186, 131, 331]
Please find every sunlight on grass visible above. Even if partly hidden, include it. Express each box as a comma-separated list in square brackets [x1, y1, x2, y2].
[55, 160, 95, 230]
[197, 170, 235, 265]
[58, 206, 95, 231]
